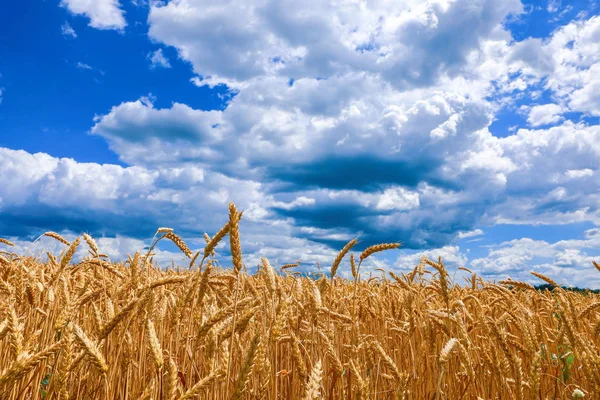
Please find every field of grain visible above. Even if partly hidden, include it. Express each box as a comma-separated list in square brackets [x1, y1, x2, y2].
[0, 203, 598, 399]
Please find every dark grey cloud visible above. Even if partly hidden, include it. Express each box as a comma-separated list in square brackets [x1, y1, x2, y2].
[0, 205, 159, 239]
[265, 155, 441, 192]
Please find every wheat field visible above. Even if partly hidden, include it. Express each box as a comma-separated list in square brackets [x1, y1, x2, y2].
[0, 203, 599, 399]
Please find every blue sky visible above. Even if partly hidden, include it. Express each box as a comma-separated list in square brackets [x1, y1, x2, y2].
[1, 0, 600, 287]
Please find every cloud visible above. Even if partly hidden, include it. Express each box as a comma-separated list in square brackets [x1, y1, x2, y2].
[493, 122, 600, 226]
[6, 233, 191, 268]
[471, 229, 600, 288]
[523, 103, 564, 126]
[545, 16, 600, 115]
[394, 245, 468, 270]
[61, 22, 77, 38]
[567, 63, 600, 116]
[60, 0, 126, 30]
[565, 169, 594, 179]
[76, 62, 93, 70]
[508, 38, 555, 77]
[147, 0, 522, 88]
[0, 147, 343, 271]
[92, 83, 505, 188]
[147, 49, 171, 69]
[457, 229, 484, 239]
[506, 16, 600, 116]
[547, 0, 561, 13]
[90, 81, 518, 250]
[85, 7, 600, 253]
[91, 96, 223, 162]
[88, 14, 600, 254]
[272, 196, 316, 210]
[7, 0, 600, 282]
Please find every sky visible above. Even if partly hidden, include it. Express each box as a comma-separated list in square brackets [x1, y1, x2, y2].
[1, 0, 600, 287]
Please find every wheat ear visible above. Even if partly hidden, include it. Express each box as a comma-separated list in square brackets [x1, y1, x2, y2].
[303, 360, 323, 400]
[331, 238, 358, 280]
[228, 202, 243, 274]
[43, 232, 71, 246]
[0, 238, 14, 247]
[231, 334, 259, 400]
[72, 324, 108, 374]
[146, 318, 164, 369]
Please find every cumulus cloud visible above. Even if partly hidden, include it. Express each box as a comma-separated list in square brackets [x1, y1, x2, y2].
[493, 122, 600, 226]
[545, 16, 600, 115]
[87, 6, 600, 255]
[5, 233, 191, 269]
[60, 0, 126, 30]
[565, 169, 594, 179]
[0, 147, 342, 270]
[504, 16, 600, 116]
[92, 83, 505, 189]
[523, 103, 564, 126]
[91, 87, 515, 249]
[471, 228, 600, 288]
[507, 38, 555, 77]
[7, 0, 600, 282]
[147, 0, 522, 88]
[395, 245, 468, 270]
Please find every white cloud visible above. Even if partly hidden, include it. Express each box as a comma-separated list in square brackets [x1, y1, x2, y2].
[147, 0, 522, 88]
[7, 0, 600, 283]
[565, 168, 594, 179]
[375, 188, 420, 211]
[61, 22, 77, 38]
[91, 96, 223, 165]
[147, 49, 171, 69]
[567, 63, 600, 116]
[272, 196, 316, 210]
[524, 103, 564, 126]
[82, 6, 600, 252]
[0, 147, 343, 272]
[395, 246, 468, 270]
[76, 62, 93, 70]
[91, 84, 506, 185]
[547, 0, 561, 13]
[61, 0, 126, 30]
[471, 229, 600, 288]
[6, 233, 191, 268]
[458, 229, 484, 239]
[0, 147, 155, 209]
[492, 121, 600, 226]
[496, 16, 600, 121]
[542, 16, 600, 114]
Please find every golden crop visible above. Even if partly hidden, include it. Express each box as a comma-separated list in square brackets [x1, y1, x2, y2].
[0, 203, 598, 399]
